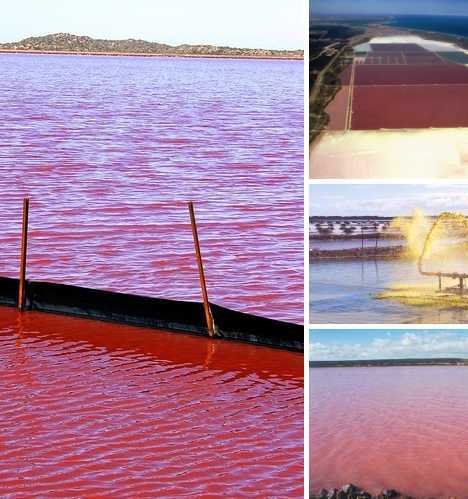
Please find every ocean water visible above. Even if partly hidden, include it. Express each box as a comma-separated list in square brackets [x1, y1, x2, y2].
[0, 53, 303, 323]
[390, 15, 468, 38]
[0, 307, 304, 497]
[310, 366, 468, 497]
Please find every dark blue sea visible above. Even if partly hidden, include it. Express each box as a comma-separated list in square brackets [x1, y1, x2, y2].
[390, 15, 468, 38]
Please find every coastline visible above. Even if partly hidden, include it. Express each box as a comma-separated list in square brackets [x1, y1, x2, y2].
[309, 245, 406, 260]
[0, 48, 303, 61]
[382, 19, 468, 50]
[309, 358, 468, 368]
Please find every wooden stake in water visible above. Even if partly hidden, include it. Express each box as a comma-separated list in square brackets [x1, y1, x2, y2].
[188, 201, 215, 337]
[18, 198, 30, 312]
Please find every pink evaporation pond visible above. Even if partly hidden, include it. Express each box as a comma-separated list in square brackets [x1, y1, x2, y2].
[352, 84, 468, 129]
[310, 366, 468, 497]
[0, 54, 303, 323]
[0, 307, 303, 497]
[324, 86, 349, 131]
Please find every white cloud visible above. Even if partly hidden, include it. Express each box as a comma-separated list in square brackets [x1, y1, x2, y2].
[309, 186, 468, 217]
[310, 331, 468, 360]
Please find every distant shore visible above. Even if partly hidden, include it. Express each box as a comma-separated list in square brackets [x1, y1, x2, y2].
[310, 234, 403, 240]
[0, 48, 303, 60]
[309, 245, 406, 261]
[0, 32, 303, 61]
[309, 358, 468, 368]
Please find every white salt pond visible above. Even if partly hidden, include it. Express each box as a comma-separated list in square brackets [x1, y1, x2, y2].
[311, 127, 468, 179]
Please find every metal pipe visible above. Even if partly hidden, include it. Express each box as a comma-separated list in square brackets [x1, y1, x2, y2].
[18, 198, 30, 312]
[188, 201, 215, 337]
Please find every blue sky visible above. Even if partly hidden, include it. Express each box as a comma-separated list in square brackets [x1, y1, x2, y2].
[311, 0, 468, 16]
[310, 329, 468, 360]
[309, 184, 468, 217]
[0, 0, 304, 49]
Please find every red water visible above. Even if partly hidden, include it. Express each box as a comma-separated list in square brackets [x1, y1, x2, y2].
[324, 86, 349, 130]
[310, 367, 468, 497]
[0, 54, 303, 323]
[352, 84, 468, 129]
[354, 64, 468, 85]
[0, 306, 303, 497]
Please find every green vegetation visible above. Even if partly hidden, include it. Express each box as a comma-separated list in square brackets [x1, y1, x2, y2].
[0, 33, 303, 59]
[309, 23, 364, 143]
[309, 51, 353, 142]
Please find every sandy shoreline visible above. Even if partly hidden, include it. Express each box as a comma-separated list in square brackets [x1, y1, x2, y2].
[0, 48, 303, 61]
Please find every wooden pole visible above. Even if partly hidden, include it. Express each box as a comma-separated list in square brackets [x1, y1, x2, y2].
[18, 198, 30, 312]
[188, 201, 215, 337]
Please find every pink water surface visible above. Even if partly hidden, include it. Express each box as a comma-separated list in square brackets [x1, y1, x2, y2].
[0, 53, 303, 323]
[0, 307, 304, 497]
[310, 367, 468, 497]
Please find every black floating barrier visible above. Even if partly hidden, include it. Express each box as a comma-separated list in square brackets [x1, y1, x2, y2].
[0, 276, 303, 352]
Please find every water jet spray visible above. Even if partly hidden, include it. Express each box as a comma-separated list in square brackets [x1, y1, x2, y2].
[418, 212, 468, 295]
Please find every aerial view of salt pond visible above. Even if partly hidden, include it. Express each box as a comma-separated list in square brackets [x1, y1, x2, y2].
[0, 1, 304, 496]
[309, 184, 468, 324]
[310, 11, 468, 178]
[310, 328, 468, 498]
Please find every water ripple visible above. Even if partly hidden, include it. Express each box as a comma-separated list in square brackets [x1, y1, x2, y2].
[0, 54, 303, 323]
[0, 307, 303, 497]
[310, 366, 468, 497]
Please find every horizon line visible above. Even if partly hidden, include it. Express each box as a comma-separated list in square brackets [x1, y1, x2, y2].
[311, 12, 468, 17]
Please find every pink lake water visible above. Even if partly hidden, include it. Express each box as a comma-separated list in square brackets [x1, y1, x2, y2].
[310, 366, 468, 497]
[0, 307, 303, 497]
[0, 53, 303, 323]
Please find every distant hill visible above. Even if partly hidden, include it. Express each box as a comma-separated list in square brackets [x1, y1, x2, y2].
[0, 33, 303, 59]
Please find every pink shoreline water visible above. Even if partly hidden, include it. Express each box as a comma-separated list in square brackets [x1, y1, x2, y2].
[310, 366, 468, 497]
[0, 307, 303, 497]
[0, 53, 303, 323]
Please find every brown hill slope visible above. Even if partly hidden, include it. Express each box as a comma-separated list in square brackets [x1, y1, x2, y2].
[0, 33, 303, 59]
